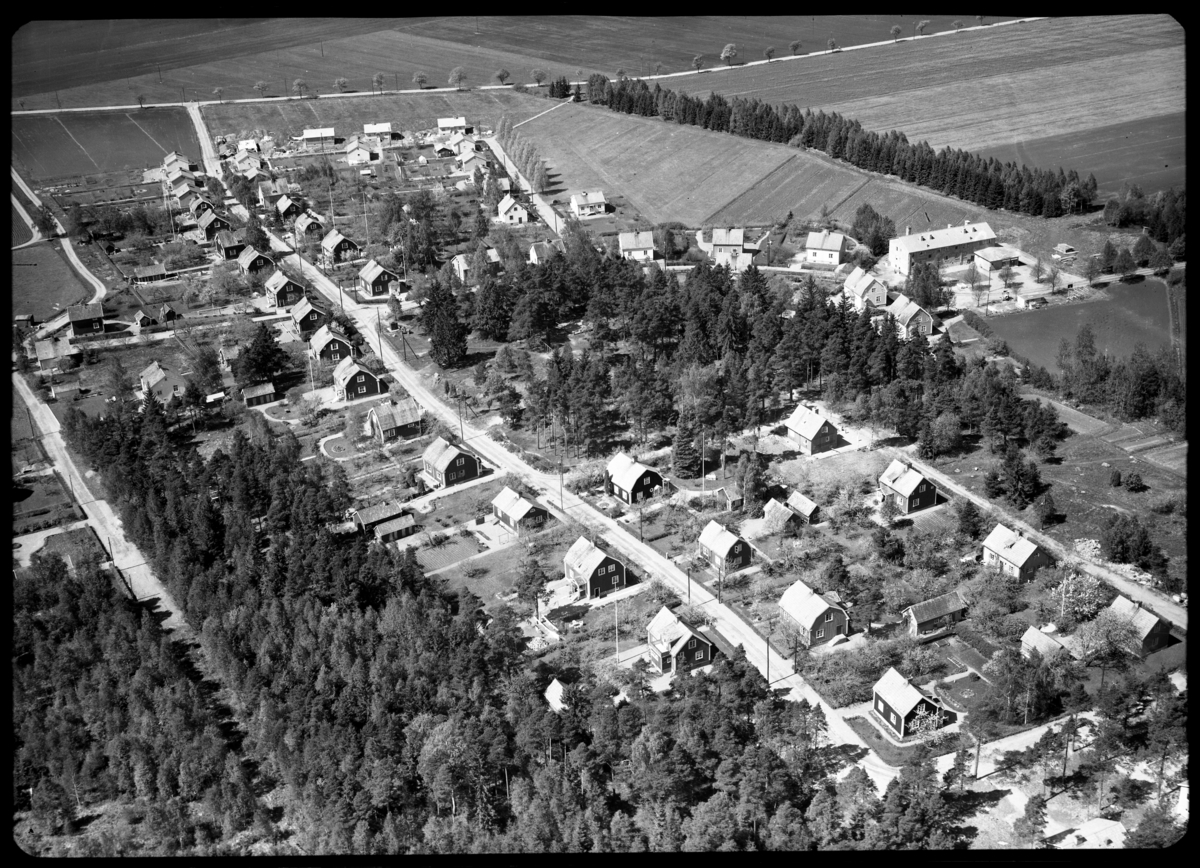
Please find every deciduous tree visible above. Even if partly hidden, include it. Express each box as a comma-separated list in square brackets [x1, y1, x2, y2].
[292, 78, 308, 97]
[890, 25, 902, 42]
[788, 40, 802, 55]
[448, 67, 466, 89]
[495, 69, 510, 85]
[720, 44, 738, 66]
[412, 71, 428, 88]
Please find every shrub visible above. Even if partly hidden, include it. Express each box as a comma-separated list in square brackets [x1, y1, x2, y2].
[1109, 468, 1122, 487]
[1123, 472, 1145, 492]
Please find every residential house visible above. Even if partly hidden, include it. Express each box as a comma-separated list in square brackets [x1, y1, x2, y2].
[67, 302, 105, 337]
[33, 337, 81, 372]
[165, 166, 195, 185]
[872, 667, 954, 738]
[805, 230, 850, 265]
[982, 523, 1053, 582]
[310, 324, 355, 364]
[880, 293, 935, 339]
[162, 151, 194, 172]
[433, 142, 456, 159]
[1059, 818, 1126, 850]
[973, 246, 1022, 274]
[447, 131, 472, 155]
[843, 267, 888, 311]
[778, 579, 850, 648]
[564, 536, 627, 599]
[294, 212, 323, 237]
[762, 498, 799, 533]
[696, 521, 751, 576]
[276, 195, 302, 221]
[570, 190, 607, 218]
[170, 178, 201, 201]
[214, 229, 246, 261]
[236, 246, 274, 276]
[321, 228, 360, 262]
[709, 227, 748, 267]
[1020, 626, 1070, 660]
[263, 270, 306, 309]
[618, 230, 655, 262]
[878, 459, 938, 514]
[785, 490, 820, 524]
[138, 361, 188, 404]
[332, 357, 387, 401]
[188, 197, 215, 220]
[437, 117, 470, 134]
[544, 678, 569, 713]
[197, 210, 231, 242]
[232, 150, 261, 172]
[353, 501, 408, 535]
[242, 381, 280, 407]
[257, 178, 290, 207]
[359, 259, 399, 296]
[160, 302, 183, 322]
[496, 194, 529, 225]
[290, 296, 327, 337]
[421, 437, 482, 488]
[451, 249, 501, 284]
[605, 453, 664, 505]
[300, 128, 336, 148]
[902, 590, 969, 641]
[344, 136, 374, 166]
[363, 122, 393, 137]
[1106, 595, 1171, 657]
[783, 404, 837, 455]
[237, 138, 259, 153]
[491, 486, 549, 535]
[888, 221, 997, 276]
[374, 514, 418, 544]
[645, 606, 715, 675]
[367, 397, 423, 443]
[132, 309, 156, 328]
[529, 239, 565, 264]
[456, 151, 488, 175]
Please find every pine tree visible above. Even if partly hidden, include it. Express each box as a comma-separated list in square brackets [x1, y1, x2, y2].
[956, 499, 982, 540]
[672, 407, 701, 478]
[422, 277, 469, 367]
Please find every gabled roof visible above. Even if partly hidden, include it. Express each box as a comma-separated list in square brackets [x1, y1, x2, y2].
[544, 677, 568, 712]
[359, 259, 397, 284]
[422, 436, 468, 473]
[784, 404, 831, 440]
[497, 194, 526, 216]
[188, 196, 213, 215]
[873, 667, 935, 717]
[762, 498, 796, 531]
[529, 239, 565, 261]
[310, 323, 351, 353]
[711, 227, 744, 247]
[264, 269, 304, 293]
[67, 302, 104, 322]
[1021, 626, 1067, 658]
[163, 151, 191, 166]
[884, 293, 931, 327]
[214, 229, 242, 248]
[294, 213, 322, 234]
[492, 486, 539, 521]
[844, 266, 883, 299]
[333, 356, 376, 387]
[321, 228, 357, 252]
[291, 296, 326, 323]
[364, 122, 392, 135]
[374, 514, 416, 538]
[371, 397, 422, 429]
[242, 381, 276, 399]
[786, 490, 818, 517]
[646, 606, 706, 657]
[982, 523, 1042, 568]
[257, 178, 289, 197]
[571, 190, 607, 207]
[139, 361, 170, 389]
[975, 245, 1018, 263]
[779, 579, 844, 629]
[276, 195, 298, 214]
[302, 127, 335, 139]
[879, 459, 926, 497]
[606, 453, 659, 493]
[565, 536, 612, 578]
[806, 230, 846, 252]
[1107, 595, 1164, 642]
[1063, 817, 1126, 849]
[904, 590, 968, 625]
[354, 501, 406, 527]
[438, 117, 467, 129]
[890, 222, 996, 254]
[698, 521, 743, 560]
[133, 263, 168, 279]
[619, 230, 655, 251]
[133, 308, 153, 323]
[236, 246, 270, 269]
[197, 210, 229, 230]
[344, 136, 370, 153]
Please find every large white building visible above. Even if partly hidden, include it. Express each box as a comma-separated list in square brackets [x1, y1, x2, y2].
[888, 221, 996, 276]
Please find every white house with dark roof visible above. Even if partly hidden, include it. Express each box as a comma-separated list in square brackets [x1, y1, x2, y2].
[982, 523, 1053, 582]
[564, 536, 626, 598]
[1106, 595, 1170, 657]
[805, 230, 850, 265]
[422, 437, 481, 488]
[437, 117, 469, 134]
[496, 194, 529, 225]
[570, 190, 607, 218]
[618, 230, 656, 262]
[872, 667, 953, 738]
[888, 221, 996, 276]
[645, 606, 716, 674]
[778, 579, 849, 648]
[138, 361, 188, 404]
[878, 459, 937, 514]
[697, 521, 751, 576]
[843, 267, 888, 312]
[491, 486, 548, 535]
[783, 404, 837, 455]
[605, 453, 664, 504]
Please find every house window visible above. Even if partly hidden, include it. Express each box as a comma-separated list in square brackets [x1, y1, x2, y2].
[357, 374, 365, 383]
[688, 639, 696, 649]
[611, 576, 619, 586]
[332, 353, 340, 361]
[457, 457, 464, 466]
[357, 386, 366, 394]
[815, 628, 824, 639]
[890, 711, 898, 726]
[825, 612, 834, 622]
[695, 651, 703, 661]
[876, 698, 884, 713]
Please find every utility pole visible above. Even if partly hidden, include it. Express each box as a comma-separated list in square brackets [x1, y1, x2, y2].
[457, 396, 464, 441]
[376, 306, 382, 356]
[687, 563, 691, 603]
[614, 597, 619, 661]
[559, 457, 565, 509]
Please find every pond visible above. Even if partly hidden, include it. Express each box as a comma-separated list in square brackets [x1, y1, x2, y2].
[987, 278, 1172, 374]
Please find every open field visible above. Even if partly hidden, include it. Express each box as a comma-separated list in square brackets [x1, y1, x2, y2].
[670, 15, 1184, 194]
[988, 280, 1173, 374]
[12, 202, 33, 246]
[11, 108, 200, 181]
[203, 91, 548, 142]
[13, 17, 1014, 111]
[12, 242, 92, 322]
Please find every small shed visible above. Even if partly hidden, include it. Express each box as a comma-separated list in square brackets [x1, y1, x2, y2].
[242, 382, 279, 407]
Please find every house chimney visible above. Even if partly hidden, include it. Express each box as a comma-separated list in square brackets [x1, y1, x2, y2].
[906, 225, 911, 236]
[947, 223, 952, 230]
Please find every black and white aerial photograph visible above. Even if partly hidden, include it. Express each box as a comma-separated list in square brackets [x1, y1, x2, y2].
[11, 15, 1186, 855]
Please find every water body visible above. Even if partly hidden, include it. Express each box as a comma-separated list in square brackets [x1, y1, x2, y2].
[987, 279, 1172, 374]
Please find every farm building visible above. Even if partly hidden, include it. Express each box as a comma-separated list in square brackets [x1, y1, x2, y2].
[982, 523, 1053, 582]
[529, 239, 565, 264]
[374, 514, 418, 544]
[645, 606, 715, 675]
[422, 437, 481, 488]
[902, 590, 968, 642]
[783, 404, 836, 455]
[276, 196, 302, 221]
[309, 324, 355, 364]
[242, 382, 279, 407]
[332, 357, 387, 401]
[133, 263, 171, 285]
[1106, 596, 1171, 657]
[888, 221, 997, 276]
[451, 249, 501, 284]
[496, 194, 529, 225]
[974, 246, 1023, 274]
[264, 270, 306, 309]
[257, 178, 290, 207]
[197, 210, 231, 241]
[804, 230, 850, 265]
[570, 190, 607, 218]
[294, 212, 323, 236]
[878, 459, 938, 514]
[438, 117, 470, 134]
[785, 491, 820, 524]
[215, 229, 246, 261]
[138, 361, 188, 404]
[67, 302, 104, 337]
[697, 521, 751, 577]
[880, 293, 934, 339]
[300, 128, 336, 148]
[321, 229, 360, 262]
[290, 297, 327, 337]
[187, 197, 215, 220]
[367, 396, 423, 443]
[491, 486, 548, 536]
[872, 667, 954, 738]
[778, 579, 849, 648]
[236, 246, 274, 276]
[564, 536, 627, 599]
[605, 453, 664, 505]
[359, 260, 399, 296]
[843, 267, 888, 311]
[353, 501, 407, 534]
[618, 231, 655, 262]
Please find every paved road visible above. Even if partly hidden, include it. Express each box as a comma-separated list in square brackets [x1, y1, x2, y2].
[483, 135, 566, 234]
[887, 446, 1187, 632]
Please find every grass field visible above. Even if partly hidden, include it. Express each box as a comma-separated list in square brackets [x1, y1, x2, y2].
[202, 91, 548, 142]
[11, 108, 201, 181]
[12, 203, 33, 246]
[669, 15, 1184, 194]
[12, 242, 92, 322]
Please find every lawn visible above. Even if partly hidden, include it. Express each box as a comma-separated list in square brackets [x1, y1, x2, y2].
[12, 473, 79, 535]
[11, 108, 201, 182]
[11, 242, 92, 322]
[12, 203, 33, 246]
[35, 525, 107, 567]
[844, 716, 930, 766]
